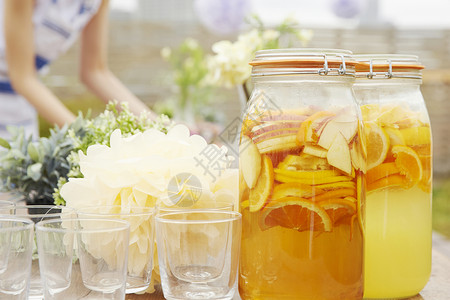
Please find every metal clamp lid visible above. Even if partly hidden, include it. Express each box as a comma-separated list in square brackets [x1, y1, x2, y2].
[250, 49, 356, 77]
[355, 55, 424, 80]
[319, 54, 347, 76]
[367, 59, 393, 79]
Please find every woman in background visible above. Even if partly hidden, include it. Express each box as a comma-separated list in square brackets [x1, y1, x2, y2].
[0, 0, 154, 139]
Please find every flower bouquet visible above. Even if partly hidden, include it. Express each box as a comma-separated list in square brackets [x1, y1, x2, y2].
[0, 102, 238, 293]
[0, 102, 171, 205]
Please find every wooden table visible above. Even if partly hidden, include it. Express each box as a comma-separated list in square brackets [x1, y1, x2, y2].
[127, 236, 450, 300]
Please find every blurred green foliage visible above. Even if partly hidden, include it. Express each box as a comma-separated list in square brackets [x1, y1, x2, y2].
[39, 95, 104, 137]
[0, 122, 82, 205]
[433, 178, 450, 238]
[158, 38, 216, 123]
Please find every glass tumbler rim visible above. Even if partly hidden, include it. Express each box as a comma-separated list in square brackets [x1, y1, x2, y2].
[0, 216, 34, 232]
[35, 217, 130, 234]
[156, 199, 234, 213]
[11, 204, 69, 209]
[3, 204, 76, 220]
[155, 210, 242, 224]
[7, 204, 74, 211]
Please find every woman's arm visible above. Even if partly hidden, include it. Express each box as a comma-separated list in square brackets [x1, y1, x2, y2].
[4, 0, 76, 127]
[80, 0, 156, 119]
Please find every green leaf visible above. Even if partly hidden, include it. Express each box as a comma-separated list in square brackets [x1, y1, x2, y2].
[0, 137, 10, 149]
[10, 149, 26, 160]
[52, 145, 61, 157]
[27, 163, 42, 181]
[27, 143, 40, 162]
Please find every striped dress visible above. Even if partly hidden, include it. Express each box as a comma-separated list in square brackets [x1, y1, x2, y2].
[0, 0, 101, 140]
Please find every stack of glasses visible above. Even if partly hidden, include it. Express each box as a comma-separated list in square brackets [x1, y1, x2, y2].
[0, 197, 242, 300]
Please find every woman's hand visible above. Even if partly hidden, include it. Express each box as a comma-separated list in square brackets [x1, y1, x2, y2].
[79, 0, 157, 119]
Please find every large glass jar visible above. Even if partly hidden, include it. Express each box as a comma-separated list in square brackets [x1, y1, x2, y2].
[239, 49, 365, 300]
[353, 55, 432, 299]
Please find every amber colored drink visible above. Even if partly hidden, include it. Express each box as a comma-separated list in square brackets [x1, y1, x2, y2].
[239, 109, 364, 300]
[240, 213, 363, 299]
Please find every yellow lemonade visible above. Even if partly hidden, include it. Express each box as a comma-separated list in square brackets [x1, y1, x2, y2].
[365, 186, 431, 298]
[239, 108, 365, 300]
[361, 103, 432, 298]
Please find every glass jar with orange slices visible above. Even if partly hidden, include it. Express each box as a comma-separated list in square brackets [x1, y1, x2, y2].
[239, 49, 365, 300]
[353, 55, 431, 299]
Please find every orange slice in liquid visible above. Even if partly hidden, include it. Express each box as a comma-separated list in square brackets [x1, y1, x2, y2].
[261, 197, 332, 232]
[365, 121, 390, 170]
[366, 162, 400, 184]
[367, 174, 407, 192]
[391, 144, 423, 186]
[248, 155, 274, 212]
[319, 198, 356, 224]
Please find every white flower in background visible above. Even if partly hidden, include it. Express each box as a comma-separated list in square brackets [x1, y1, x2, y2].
[184, 37, 200, 50]
[205, 27, 312, 88]
[160, 47, 171, 60]
[297, 29, 314, 45]
[261, 29, 280, 42]
[206, 42, 253, 88]
[204, 18, 313, 88]
[60, 124, 237, 289]
[237, 29, 262, 48]
[205, 29, 265, 88]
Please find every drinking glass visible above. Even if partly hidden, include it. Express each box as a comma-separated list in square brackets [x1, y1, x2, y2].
[0, 205, 75, 299]
[156, 210, 242, 300]
[35, 218, 130, 300]
[0, 217, 34, 300]
[76, 205, 155, 293]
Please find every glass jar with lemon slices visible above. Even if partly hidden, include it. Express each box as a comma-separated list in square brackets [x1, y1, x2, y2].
[353, 55, 432, 299]
[239, 49, 365, 300]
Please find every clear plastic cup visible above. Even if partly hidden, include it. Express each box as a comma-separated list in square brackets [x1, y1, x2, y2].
[0, 217, 34, 299]
[36, 218, 130, 300]
[76, 205, 155, 294]
[0, 205, 75, 299]
[156, 210, 241, 300]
